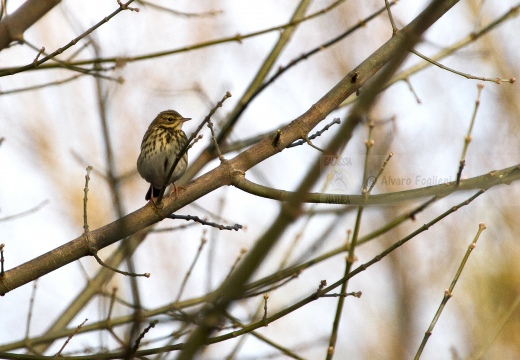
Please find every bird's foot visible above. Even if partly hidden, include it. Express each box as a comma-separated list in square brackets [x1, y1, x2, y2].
[167, 184, 186, 199]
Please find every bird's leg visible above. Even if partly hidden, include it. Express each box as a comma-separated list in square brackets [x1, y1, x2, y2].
[168, 184, 179, 199]
[167, 184, 186, 199]
[147, 185, 164, 208]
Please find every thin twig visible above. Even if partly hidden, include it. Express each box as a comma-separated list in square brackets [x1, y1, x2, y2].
[461, 83, 484, 160]
[83, 166, 93, 234]
[151, 222, 198, 233]
[0, 74, 84, 95]
[106, 287, 118, 321]
[367, 152, 393, 193]
[404, 77, 422, 103]
[167, 214, 243, 231]
[339, 5, 520, 108]
[0, 200, 49, 222]
[263, 294, 269, 325]
[254, 2, 396, 105]
[456, 160, 465, 187]
[5, 0, 348, 73]
[224, 311, 305, 360]
[53, 318, 88, 358]
[82, 166, 149, 277]
[132, 320, 158, 354]
[0, 244, 4, 276]
[471, 293, 520, 359]
[25, 39, 123, 81]
[210, 0, 312, 157]
[412, 49, 515, 84]
[136, 0, 221, 18]
[384, 0, 398, 34]
[0, 0, 138, 77]
[321, 291, 362, 298]
[288, 118, 341, 148]
[206, 191, 485, 349]
[2, 194, 445, 353]
[98, 287, 143, 312]
[117, 0, 139, 12]
[361, 124, 375, 195]
[457, 83, 484, 185]
[227, 248, 247, 275]
[243, 272, 301, 298]
[92, 253, 150, 278]
[188, 198, 238, 224]
[302, 136, 327, 153]
[24, 280, 38, 339]
[207, 192, 229, 292]
[414, 223, 486, 359]
[175, 235, 207, 302]
[32, 46, 45, 64]
[326, 123, 375, 359]
[206, 118, 225, 162]
[65, 40, 93, 62]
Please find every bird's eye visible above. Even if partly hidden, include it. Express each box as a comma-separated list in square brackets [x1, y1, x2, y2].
[167, 117, 174, 122]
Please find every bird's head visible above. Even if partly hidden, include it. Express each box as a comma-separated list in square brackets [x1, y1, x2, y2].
[152, 109, 191, 130]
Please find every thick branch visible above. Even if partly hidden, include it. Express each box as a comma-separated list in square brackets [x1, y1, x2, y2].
[0, 0, 61, 51]
[233, 165, 520, 205]
[0, 0, 461, 299]
[178, 0, 462, 358]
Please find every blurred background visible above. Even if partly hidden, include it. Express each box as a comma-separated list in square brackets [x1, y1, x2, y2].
[1, 0, 520, 359]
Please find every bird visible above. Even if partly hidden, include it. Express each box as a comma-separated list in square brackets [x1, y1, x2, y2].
[137, 109, 191, 201]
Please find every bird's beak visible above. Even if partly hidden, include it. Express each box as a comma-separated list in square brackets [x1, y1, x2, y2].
[182, 117, 192, 122]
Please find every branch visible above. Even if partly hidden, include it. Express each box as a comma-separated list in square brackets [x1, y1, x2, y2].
[0, 0, 137, 76]
[167, 214, 243, 231]
[0, 0, 346, 73]
[0, 0, 61, 51]
[233, 164, 520, 205]
[0, 200, 49, 222]
[0, 0, 463, 302]
[178, 1, 463, 358]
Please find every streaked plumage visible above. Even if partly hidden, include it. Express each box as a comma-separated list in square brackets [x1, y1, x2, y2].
[137, 110, 190, 200]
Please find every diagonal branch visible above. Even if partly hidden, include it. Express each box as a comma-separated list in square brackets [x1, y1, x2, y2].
[177, 0, 462, 357]
[0, 0, 137, 76]
[0, 0, 61, 51]
[0, 0, 461, 301]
